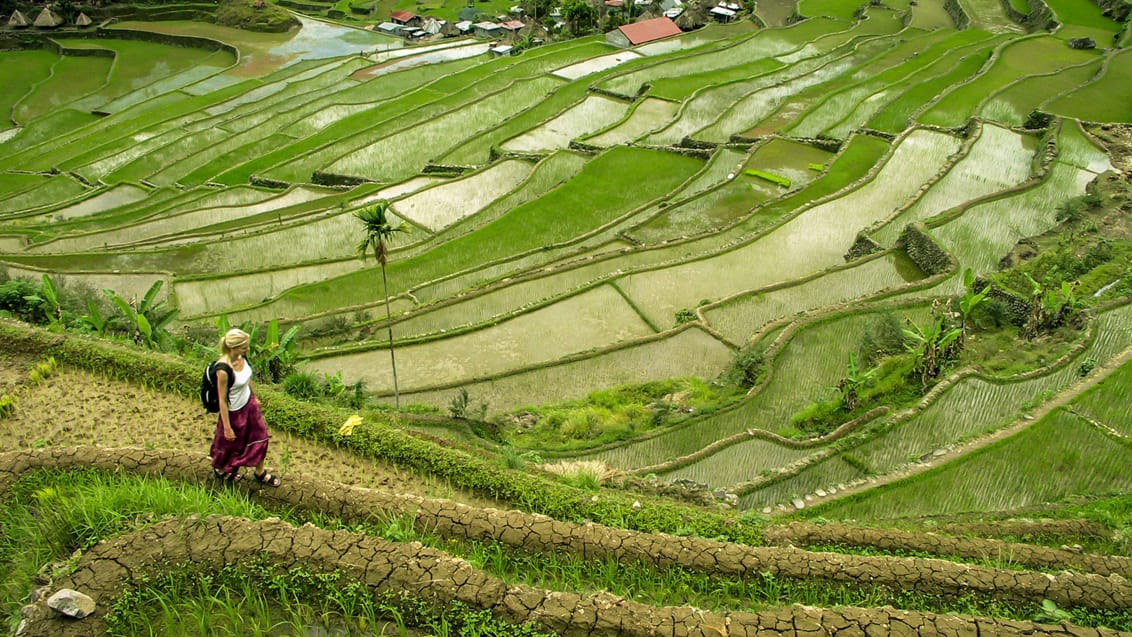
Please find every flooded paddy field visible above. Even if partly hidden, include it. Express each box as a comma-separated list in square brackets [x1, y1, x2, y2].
[2, 1, 1131, 510]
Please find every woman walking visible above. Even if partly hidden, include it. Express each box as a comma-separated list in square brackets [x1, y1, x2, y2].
[210, 328, 281, 486]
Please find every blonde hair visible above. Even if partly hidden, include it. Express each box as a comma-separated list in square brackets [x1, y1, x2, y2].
[219, 328, 250, 356]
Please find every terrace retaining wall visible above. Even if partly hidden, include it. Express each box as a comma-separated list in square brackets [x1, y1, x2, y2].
[944, 0, 970, 29]
[1094, 0, 1131, 22]
[57, 26, 237, 56]
[5, 447, 1132, 637]
[17, 514, 1132, 637]
[896, 222, 953, 275]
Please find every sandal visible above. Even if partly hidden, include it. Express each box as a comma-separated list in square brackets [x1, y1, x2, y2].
[214, 469, 242, 483]
[253, 471, 281, 487]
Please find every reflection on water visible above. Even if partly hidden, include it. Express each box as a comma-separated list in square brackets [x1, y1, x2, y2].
[355, 43, 491, 79]
[756, 0, 798, 26]
[887, 250, 925, 282]
[268, 17, 402, 60]
[235, 16, 402, 73]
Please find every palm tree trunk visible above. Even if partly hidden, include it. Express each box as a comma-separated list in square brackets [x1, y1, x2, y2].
[381, 264, 400, 410]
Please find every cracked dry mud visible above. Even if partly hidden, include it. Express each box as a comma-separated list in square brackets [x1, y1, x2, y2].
[2, 340, 1132, 635]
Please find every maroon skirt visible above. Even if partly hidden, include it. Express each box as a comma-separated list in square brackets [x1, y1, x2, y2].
[210, 394, 269, 474]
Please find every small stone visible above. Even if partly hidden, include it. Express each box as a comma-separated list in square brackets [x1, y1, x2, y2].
[47, 589, 95, 619]
[792, 498, 806, 510]
[761, 507, 772, 514]
[815, 489, 827, 497]
[632, 500, 642, 510]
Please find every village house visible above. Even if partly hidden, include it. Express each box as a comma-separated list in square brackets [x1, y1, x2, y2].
[421, 16, 446, 35]
[489, 44, 514, 56]
[8, 9, 30, 27]
[709, 1, 740, 21]
[389, 9, 422, 26]
[604, 15, 681, 47]
[376, 21, 404, 35]
[473, 21, 503, 38]
[33, 6, 64, 27]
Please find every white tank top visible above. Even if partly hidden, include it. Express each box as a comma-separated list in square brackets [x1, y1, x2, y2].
[227, 362, 253, 411]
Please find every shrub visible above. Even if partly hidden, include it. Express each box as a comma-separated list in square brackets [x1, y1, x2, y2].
[674, 307, 697, 325]
[449, 388, 471, 419]
[857, 313, 906, 366]
[722, 345, 765, 388]
[0, 279, 48, 324]
[283, 371, 322, 400]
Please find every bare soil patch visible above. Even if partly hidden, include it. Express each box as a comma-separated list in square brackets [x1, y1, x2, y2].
[0, 353, 492, 505]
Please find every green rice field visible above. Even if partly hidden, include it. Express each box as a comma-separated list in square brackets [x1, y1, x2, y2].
[2, 0, 1131, 513]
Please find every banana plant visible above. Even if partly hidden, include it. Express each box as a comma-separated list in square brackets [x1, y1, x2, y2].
[79, 300, 106, 335]
[1022, 273, 1081, 338]
[957, 268, 990, 335]
[903, 315, 962, 393]
[26, 274, 64, 332]
[260, 319, 301, 383]
[215, 316, 301, 383]
[103, 280, 179, 351]
[837, 351, 877, 412]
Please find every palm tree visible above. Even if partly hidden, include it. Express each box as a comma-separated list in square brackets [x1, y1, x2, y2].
[356, 202, 410, 409]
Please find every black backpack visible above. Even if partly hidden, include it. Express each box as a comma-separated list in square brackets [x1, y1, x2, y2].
[200, 361, 234, 413]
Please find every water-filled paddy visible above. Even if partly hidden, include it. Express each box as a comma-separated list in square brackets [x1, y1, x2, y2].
[391, 160, 534, 231]
[2, 7, 1130, 482]
[550, 50, 643, 81]
[307, 284, 657, 393]
[932, 126, 1109, 276]
[917, 36, 1099, 128]
[500, 96, 630, 153]
[114, 17, 402, 76]
[39, 185, 150, 223]
[870, 123, 1037, 246]
[584, 98, 680, 147]
[587, 311, 891, 469]
[621, 129, 961, 328]
[27, 186, 333, 253]
[394, 327, 733, 414]
[978, 59, 1104, 127]
[704, 254, 921, 345]
[827, 410, 1132, 518]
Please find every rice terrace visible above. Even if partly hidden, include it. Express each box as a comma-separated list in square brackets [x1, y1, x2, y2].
[2, 0, 1132, 630]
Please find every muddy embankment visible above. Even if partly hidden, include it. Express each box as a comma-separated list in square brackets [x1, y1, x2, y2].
[6, 447, 1131, 636]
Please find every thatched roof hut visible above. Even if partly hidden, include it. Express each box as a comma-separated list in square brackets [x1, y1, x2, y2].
[75, 12, 92, 26]
[33, 6, 64, 27]
[439, 19, 461, 37]
[8, 9, 30, 27]
[675, 9, 706, 29]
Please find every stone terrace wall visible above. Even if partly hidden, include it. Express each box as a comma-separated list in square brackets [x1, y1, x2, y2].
[897, 222, 954, 275]
[15, 514, 1132, 637]
[5, 447, 1132, 637]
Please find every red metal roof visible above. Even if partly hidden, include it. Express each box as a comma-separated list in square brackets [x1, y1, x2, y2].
[390, 9, 417, 21]
[617, 16, 681, 45]
[500, 19, 525, 29]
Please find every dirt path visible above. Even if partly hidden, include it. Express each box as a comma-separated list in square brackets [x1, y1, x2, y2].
[800, 343, 1132, 511]
[0, 352, 494, 507]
